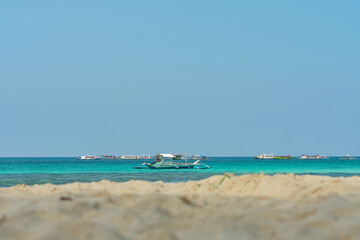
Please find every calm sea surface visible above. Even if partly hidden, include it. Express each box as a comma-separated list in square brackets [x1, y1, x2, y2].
[0, 157, 359, 187]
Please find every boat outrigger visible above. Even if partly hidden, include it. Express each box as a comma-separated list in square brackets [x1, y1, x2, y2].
[134, 154, 211, 169]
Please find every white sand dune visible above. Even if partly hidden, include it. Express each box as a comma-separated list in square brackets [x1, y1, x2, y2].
[1, 174, 360, 240]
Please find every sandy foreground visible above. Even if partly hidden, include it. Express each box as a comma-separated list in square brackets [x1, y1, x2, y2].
[1, 174, 360, 240]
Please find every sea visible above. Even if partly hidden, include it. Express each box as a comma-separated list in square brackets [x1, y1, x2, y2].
[0, 157, 359, 187]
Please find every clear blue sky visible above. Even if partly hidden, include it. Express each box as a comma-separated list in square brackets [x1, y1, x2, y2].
[1, 1, 359, 156]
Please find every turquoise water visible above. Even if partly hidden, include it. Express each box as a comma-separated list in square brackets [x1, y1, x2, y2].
[0, 157, 359, 187]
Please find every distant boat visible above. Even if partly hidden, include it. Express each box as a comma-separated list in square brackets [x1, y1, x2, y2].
[340, 155, 355, 160]
[119, 155, 151, 159]
[97, 155, 152, 160]
[191, 155, 208, 160]
[300, 155, 326, 159]
[254, 154, 276, 159]
[77, 155, 100, 160]
[275, 155, 293, 159]
[134, 153, 210, 169]
[100, 155, 119, 159]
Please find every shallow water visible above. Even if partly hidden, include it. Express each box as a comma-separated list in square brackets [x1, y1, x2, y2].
[0, 157, 359, 186]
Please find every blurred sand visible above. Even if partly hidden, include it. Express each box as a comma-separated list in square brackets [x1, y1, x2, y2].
[1, 173, 360, 240]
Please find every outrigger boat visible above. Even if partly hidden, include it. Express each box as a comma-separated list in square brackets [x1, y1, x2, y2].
[134, 153, 211, 169]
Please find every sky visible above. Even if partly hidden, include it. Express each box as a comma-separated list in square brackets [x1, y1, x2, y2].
[1, 1, 359, 157]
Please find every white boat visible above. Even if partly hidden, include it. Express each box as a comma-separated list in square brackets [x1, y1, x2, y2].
[300, 155, 326, 159]
[254, 154, 276, 159]
[77, 155, 100, 160]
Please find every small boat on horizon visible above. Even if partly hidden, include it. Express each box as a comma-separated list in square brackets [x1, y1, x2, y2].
[275, 155, 294, 159]
[191, 155, 208, 160]
[77, 155, 100, 160]
[254, 154, 276, 159]
[99, 155, 152, 160]
[254, 154, 293, 159]
[100, 155, 119, 159]
[300, 154, 327, 159]
[340, 155, 356, 160]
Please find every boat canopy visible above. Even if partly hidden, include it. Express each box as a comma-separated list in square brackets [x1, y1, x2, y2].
[159, 153, 175, 158]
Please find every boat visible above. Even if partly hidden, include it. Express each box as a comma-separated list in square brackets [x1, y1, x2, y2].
[100, 155, 119, 159]
[300, 155, 326, 159]
[340, 155, 356, 160]
[254, 154, 276, 159]
[275, 155, 293, 159]
[99, 155, 152, 160]
[120, 155, 151, 159]
[191, 155, 208, 160]
[134, 153, 211, 169]
[77, 155, 100, 160]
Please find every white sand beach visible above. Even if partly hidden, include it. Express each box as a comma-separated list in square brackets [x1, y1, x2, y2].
[1, 174, 360, 240]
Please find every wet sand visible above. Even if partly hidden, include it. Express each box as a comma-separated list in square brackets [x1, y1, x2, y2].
[1, 173, 360, 240]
